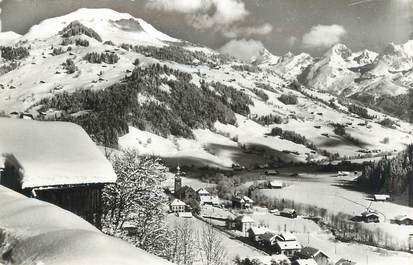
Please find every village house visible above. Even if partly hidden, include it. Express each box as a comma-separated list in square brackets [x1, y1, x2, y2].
[273, 232, 301, 257]
[268, 180, 283, 189]
[249, 254, 291, 265]
[373, 194, 390, 201]
[170, 199, 187, 213]
[175, 185, 197, 202]
[292, 259, 318, 265]
[230, 215, 255, 236]
[392, 215, 413, 225]
[247, 226, 269, 242]
[274, 240, 302, 258]
[259, 231, 278, 247]
[197, 188, 220, 206]
[280, 208, 298, 218]
[0, 118, 117, 229]
[297, 247, 330, 265]
[360, 211, 380, 223]
[232, 195, 254, 209]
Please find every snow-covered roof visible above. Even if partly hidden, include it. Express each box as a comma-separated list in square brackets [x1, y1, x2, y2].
[170, 199, 186, 207]
[278, 232, 297, 241]
[361, 211, 379, 217]
[270, 181, 283, 187]
[0, 186, 172, 265]
[374, 194, 390, 200]
[0, 118, 116, 188]
[236, 215, 255, 223]
[178, 212, 193, 218]
[243, 195, 254, 203]
[248, 226, 269, 235]
[274, 239, 301, 250]
[294, 259, 318, 265]
[197, 188, 210, 195]
[281, 208, 296, 214]
[250, 254, 290, 265]
[394, 215, 413, 221]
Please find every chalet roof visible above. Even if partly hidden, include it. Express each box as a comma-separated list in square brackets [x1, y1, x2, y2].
[243, 195, 254, 203]
[281, 208, 296, 214]
[361, 211, 379, 217]
[250, 254, 289, 265]
[0, 118, 116, 189]
[248, 226, 269, 236]
[275, 239, 301, 250]
[235, 215, 255, 223]
[294, 259, 318, 265]
[270, 181, 283, 187]
[170, 199, 186, 207]
[300, 247, 328, 259]
[374, 194, 390, 200]
[278, 232, 297, 241]
[335, 258, 356, 265]
[197, 188, 210, 195]
[178, 212, 193, 218]
[394, 215, 413, 221]
[259, 231, 277, 242]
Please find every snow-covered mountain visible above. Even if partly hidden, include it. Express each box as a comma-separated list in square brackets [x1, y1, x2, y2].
[1, 8, 413, 169]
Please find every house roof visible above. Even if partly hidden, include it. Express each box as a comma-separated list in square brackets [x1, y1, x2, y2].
[0, 118, 116, 188]
[235, 215, 255, 223]
[394, 215, 413, 221]
[270, 181, 283, 187]
[374, 194, 390, 200]
[251, 254, 289, 265]
[170, 199, 186, 207]
[278, 232, 297, 241]
[248, 226, 269, 236]
[294, 259, 318, 265]
[300, 247, 328, 259]
[197, 188, 210, 195]
[281, 208, 296, 214]
[243, 196, 254, 203]
[178, 212, 193, 218]
[361, 211, 379, 217]
[275, 239, 301, 250]
[259, 232, 277, 242]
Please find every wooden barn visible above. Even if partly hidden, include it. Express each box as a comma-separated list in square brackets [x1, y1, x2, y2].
[0, 118, 117, 229]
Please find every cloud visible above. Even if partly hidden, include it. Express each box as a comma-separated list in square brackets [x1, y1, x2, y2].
[302, 24, 347, 49]
[222, 23, 273, 38]
[145, 0, 209, 14]
[288, 36, 297, 46]
[219, 39, 264, 61]
[146, 0, 272, 38]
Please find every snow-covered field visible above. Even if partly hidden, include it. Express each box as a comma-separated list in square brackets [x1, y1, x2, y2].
[255, 173, 413, 244]
[0, 186, 172, 265]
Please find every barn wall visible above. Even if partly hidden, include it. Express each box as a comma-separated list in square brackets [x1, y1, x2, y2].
[32, 185, 104, 229]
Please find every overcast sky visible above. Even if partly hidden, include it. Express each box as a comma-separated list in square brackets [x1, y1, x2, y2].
[0, 0, 412, 57]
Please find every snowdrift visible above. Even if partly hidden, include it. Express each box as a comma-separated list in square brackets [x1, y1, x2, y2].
[0, 186, 172, 265]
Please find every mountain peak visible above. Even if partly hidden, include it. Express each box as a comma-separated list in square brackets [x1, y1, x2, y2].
[328, 43, 352, 59]
[23, 8, 178, 45]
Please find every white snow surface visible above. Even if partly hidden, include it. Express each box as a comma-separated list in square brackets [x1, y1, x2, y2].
[23, 8, 178, 45]
[0, 117, 116, 188]
[0, 186, 172, 265]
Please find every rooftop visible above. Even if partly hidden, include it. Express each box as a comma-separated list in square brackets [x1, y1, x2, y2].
[0, 118, 116, 188]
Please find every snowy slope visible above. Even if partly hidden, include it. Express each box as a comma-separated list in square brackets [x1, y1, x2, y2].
[0, 8, 413, 169]
[24, 8, 178, 45]
[0, 186, 172, 265]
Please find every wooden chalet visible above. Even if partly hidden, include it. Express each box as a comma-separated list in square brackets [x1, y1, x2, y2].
[360, 211, 379, 223]
[280, 208, 297, 218]
[392, 215, 413, 225]
[297, 247, 330, 265]
[0, 118, 117, 229]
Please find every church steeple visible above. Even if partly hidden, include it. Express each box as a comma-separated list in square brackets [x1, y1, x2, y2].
[174, 165, 182, 195]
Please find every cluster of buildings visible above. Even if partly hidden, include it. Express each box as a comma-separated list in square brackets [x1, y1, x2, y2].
[168, 168, 220, 217]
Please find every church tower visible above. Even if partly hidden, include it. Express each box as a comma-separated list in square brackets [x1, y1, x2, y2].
[174, 165, 182, 195]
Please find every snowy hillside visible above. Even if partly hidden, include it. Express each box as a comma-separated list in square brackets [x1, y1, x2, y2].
[0, 186, 172, 265]
[0, 8, 413, 169]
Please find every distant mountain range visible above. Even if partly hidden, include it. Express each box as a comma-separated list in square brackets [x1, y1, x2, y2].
[0, 8, 412, 168]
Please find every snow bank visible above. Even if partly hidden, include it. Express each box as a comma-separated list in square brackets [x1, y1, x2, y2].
[0, 118, 116, 188]
[0, 186, 172, 265]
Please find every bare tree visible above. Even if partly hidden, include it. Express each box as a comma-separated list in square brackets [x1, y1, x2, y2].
[170, 219, 197, 265]
[198, 224, 227, 265]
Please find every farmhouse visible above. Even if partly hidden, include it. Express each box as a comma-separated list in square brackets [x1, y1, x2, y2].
[292, 259, 318, 265]
[274, 239, 302, 258]
[360, 211, 380, 223]
[280, 208, 297, 218]
[248, 226, 269, 242]
[297, 247, 330, 265]
[170, 199, 187, 213]
[392, 215, 413, 225]
[232, 215, 255, 236]
[373, 194, 390, 201]
[259, 231, 278, 246]
[232, 195, 254, 209]
[269, 180, 283, 189]
[0, 118, 117, 229]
